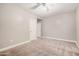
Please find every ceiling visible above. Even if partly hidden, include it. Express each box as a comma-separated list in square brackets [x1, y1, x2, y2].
[16, 3, 78, 18]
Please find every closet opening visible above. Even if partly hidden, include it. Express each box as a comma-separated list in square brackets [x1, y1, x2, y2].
[37, 18, 42, 39]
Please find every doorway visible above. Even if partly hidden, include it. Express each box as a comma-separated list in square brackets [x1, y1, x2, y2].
[37, 18, 42, 38]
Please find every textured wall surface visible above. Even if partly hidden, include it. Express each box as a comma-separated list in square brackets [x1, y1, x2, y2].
[43, 12, 76, 41]
[0, 4, 36, 49]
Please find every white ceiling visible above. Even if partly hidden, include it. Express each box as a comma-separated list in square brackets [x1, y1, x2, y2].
[17, 3, 78, 18]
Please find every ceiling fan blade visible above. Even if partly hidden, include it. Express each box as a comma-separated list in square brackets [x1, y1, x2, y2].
[31, 3, 41, 9]
[42, 3, 49, 11]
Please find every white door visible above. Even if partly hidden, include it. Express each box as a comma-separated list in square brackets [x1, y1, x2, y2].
[29, 18, 37, 40]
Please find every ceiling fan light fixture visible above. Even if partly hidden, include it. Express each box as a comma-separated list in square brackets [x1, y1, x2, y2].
[42, 3, 46, 6]
[31, 3, 50, 12]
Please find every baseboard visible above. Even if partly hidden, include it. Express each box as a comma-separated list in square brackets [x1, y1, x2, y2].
[42, 36, 76, 43]
[0, 39, 36, 52]
[0, 36, 77, 52]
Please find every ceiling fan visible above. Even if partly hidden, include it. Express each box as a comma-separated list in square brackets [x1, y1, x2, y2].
[31, 3, 49, 11]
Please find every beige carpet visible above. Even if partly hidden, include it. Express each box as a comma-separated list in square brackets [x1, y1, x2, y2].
[0, 39, 79, 56]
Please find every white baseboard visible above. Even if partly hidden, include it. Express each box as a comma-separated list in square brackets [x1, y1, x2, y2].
[42, 36, 76, 43]
[0, 39, 36, 52]
[0, 36, 78, 52]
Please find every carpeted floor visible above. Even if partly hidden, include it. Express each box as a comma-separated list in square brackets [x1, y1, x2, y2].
[0, 38, 79, 56]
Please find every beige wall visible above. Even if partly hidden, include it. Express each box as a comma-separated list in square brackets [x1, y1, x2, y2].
[0, 4, 36, 49]
[76, 5, 79, 46]
[43, 12, 76, 41]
